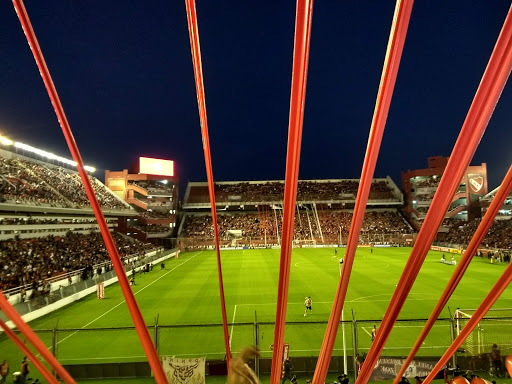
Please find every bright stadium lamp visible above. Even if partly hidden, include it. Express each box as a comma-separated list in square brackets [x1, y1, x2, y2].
[13, 141, 95, 172]
[0, 135, 13, 146]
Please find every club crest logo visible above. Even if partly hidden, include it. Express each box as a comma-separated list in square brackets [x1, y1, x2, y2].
[162, 357, 205, 384]
[469, 175, 483, 193]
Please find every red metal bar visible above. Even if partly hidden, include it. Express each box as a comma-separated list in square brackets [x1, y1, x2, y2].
[312, 1, 413, 382]
[184, 0, 231, 365]
[357, 4, 512, 383]
[0, 293, 73, 383]
[394, 163, 512, 383]
[0, 311, 60, 384]
[422, 259, 512, 383]
[11, 1, 168, 382]
[270, 1, 313, 383]
[506, 354, 512, 378]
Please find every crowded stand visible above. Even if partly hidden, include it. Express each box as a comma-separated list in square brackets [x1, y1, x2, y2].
[180, 210, 412, 244]
[186, 179, 398, 204]
[0, 156, 130, 211]
[440, 218, 512, 249]
[0, 231, 156, 291]
[414, 178, 440, 188]
[318, 211, 411, 243]
[139, 210, 175, 219]
[415, 192, 435, 201]
[128, 180, 174, 195]
[415, 206, 429, 214]
[129, 223, 171, 234]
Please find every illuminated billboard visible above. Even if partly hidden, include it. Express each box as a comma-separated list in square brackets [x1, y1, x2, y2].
[139, 157, 174, 177]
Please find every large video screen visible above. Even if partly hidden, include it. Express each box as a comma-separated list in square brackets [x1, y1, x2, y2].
[139, 157, 174, 177]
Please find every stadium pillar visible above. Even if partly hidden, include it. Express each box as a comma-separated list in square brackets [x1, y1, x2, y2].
[0, 295, 70, 384]
[10, 1, 168, 382]
[360, 4, 512, 383]
[269, 1, 314, 384]
[312, 1, 414, 383]
[0, 317, 59, 384]
[394, 159, 512, 383]
[184, 0, 232, 366]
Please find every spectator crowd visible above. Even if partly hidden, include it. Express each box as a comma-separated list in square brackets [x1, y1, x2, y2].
[413, 177, 440, 188]
[128, 180, 174, 195]
[180, 209, 412, 243]
[0, 156, 130, 211]
[187, 180, 397, 204]
[441, 218, 512, 249]
[0, 231, 155, 291]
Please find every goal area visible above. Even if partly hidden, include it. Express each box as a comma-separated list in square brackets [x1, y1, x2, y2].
[292, 239, 317, 248]
[454, 308, 512, 357]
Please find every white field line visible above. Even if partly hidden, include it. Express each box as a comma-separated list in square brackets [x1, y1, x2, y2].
[229, 304, 237, 349]
[361, 327, 372, 337]
[236, 301, 332, 306]
[236, 298, 439, 306]
[54, 251, 202, 347]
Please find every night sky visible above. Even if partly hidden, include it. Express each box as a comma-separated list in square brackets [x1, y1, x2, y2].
[1, 1, 512, 193]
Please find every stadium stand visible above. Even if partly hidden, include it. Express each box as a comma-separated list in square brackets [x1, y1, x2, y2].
[0, 232, 155, 291]
[179, 209, 412, 245]
[0, 148, 164, 298]
[0, 155, 131, 211]
[183, 178, 402, 207]
[439, 218, 512, 250]
[179, 177, 410, 248]
[127, 180, 175, 195]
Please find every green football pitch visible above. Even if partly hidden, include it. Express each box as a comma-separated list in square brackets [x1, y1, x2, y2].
[2, 247, 512, 382]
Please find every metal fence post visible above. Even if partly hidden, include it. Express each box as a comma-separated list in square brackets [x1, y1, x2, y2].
[52, 325, 58, 378]
[352, 310, 358, 379]
[154, 314, 160, 356]
[449, 317, 457, 368]
[254, 311, 259, 378]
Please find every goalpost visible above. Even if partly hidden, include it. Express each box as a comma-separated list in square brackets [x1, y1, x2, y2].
[293, 239, 317, 248]
[227, 229, 243, 247]
[454, 308, 512, 356]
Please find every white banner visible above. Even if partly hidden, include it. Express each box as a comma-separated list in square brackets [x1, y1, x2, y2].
[162, 356, 206, 384]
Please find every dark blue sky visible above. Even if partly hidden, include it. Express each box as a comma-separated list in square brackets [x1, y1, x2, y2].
[1, 1, 511, 191]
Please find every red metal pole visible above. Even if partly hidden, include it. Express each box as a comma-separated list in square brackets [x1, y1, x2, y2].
[184, 0, 231, 365]
[357, 4, 512, 383]
[270, 1, 313, 383]
[394, 163, 512, 383]
[312, 1, 413, 382]
[0, 312, 60, 384]
[11, 1, 168, 382]
[422, 258, 512, 384]
[0, 293, 72, 384]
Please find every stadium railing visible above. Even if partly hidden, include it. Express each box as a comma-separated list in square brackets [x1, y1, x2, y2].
[3, 316, 510, 380]
[0, 248, 176, 323]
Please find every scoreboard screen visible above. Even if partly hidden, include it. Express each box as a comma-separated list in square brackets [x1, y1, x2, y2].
[139, 157, 174, 177]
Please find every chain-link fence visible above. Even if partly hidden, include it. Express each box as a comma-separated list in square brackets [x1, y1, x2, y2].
[2, 315, 512, 377]
[0, 248, 176, 324]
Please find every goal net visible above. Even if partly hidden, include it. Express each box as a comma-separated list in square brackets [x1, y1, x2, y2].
[292, 239, 317, 248]
[227, 229, 242, 247]
[454, 308, 512, 356]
